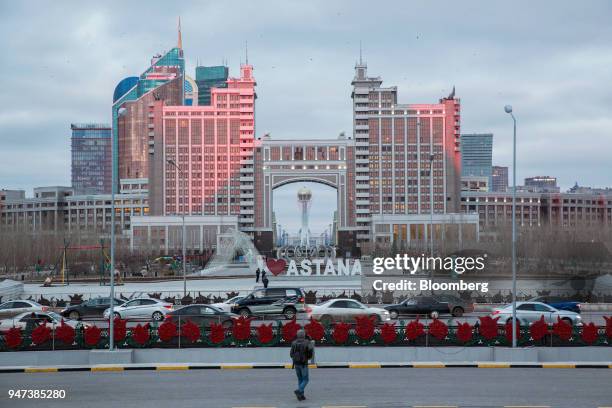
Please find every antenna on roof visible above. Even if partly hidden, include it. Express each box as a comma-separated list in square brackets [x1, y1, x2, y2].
[245, 40, 249, 65]
[359, 40, 363, 65]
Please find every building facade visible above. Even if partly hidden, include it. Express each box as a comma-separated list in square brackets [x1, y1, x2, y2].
[492, 166, 509, 192]
[461, 133, 493, 188]
[71, 123, 112, 195]
[524, 176, 560, 193]
[195, 65, 229, 106]
[461, 191, 612, 232]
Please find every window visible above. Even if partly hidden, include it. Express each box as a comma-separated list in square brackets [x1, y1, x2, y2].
[517, 304, 535, 311]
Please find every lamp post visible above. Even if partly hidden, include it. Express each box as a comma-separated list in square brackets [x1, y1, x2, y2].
[505, 104, 517, 348]
[167, 158, 187, 298]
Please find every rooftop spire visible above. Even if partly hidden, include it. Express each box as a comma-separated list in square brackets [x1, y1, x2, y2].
[177, 17, 183, 49]
[245, 40, 249, 64]
[359, 40, 363, 65]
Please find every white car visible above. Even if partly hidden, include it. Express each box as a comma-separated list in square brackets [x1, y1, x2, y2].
[0, 300, 46, 319]
[210, 296, 245, 313]
[491, 301, 582, 326]
[103, 298, 173, 321]
[0, 311, 88, 333]
[307, 298, 391, 325]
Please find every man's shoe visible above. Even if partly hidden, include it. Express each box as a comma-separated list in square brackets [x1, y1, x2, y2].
[294, 390, 301, 400]
[298, 394, 306, 401]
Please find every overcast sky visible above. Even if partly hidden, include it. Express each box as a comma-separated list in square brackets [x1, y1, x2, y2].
[1, 1, 611, 231]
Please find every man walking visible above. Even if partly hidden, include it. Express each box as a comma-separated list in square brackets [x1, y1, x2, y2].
[290, 329, 314, 401]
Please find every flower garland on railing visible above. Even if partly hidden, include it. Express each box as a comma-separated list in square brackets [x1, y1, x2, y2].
[55, 320, 76, 346]
[2, 316, 612, 351]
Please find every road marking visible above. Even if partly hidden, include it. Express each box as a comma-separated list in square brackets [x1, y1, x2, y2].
[412, 363, 445, 368]
[221, 364, 253, 369]
[156, 365, 189, 371]
[24, 367, 58, 373]
[541, 363, 575, 368]
[478, 363, 510, 368]
[91, 366, 124, 372]
[348, 363, 381, 369]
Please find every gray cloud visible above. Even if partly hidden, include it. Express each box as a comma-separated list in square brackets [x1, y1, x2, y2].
[1, 0, 611, 199]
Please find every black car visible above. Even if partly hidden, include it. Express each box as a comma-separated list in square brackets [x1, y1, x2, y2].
[165, 304, 235, 328]
[231, 287, 306, 319]
[60, 297, 124, 320]
[384, 295, 473, 318]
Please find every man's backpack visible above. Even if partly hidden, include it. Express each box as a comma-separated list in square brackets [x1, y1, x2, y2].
[290, 340, 312, 365]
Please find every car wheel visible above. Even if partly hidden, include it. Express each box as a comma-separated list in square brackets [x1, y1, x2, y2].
[283, 307, 297, 320]
[389, 310, 399, 319]
[68, 311, 80, 320]
[561, 317, 573, 326]
[430, 311, 439, 319]
[452, 307, 464, 317]
[152, 311, 164, 321]
[239, 308, 251, 318]
[320, 315, 332, 326]
[506, 317, 519, 326]
[370, 314, 381, 324]
[113, 312, 121, 320]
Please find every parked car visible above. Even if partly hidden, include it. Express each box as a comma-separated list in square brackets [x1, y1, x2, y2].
[0, 311, 89, 333]
[491, 301, 582, 326]
[308, 298, 391, 325]
[166, 304, 236, 328]
[103, 298, 173, 321]
[528, 296, 581, 313]
[60, 297, 124, 320]
[0, 300, 46, 319]
[210, 296, 245, 313]
[231, 287, 306, 319]
[384, 295, 473, 319]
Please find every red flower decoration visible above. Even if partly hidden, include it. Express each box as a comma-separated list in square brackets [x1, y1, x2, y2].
[504, 321, 521, 344]
[281, 319, 302, 342]
[456, 322, 473, 343]
[405, 319, 425, 341]
[232, 316, 252, 341]
[83, 325, 101, 346]
[209, 323, 225, 344]
[428, 319, 448, 340]
[55, 320, 75, 345]
[380, 322, 397, 344]
[31, 324, 51, 345]
[604, 316, 612, 340]
[530, 315, 549, 341]
[478, 316, 500, 340]
[552, 317, 572, 341]
[113, 318, 127, 342]
[132, 324, 150, 346]
[180, 320, 200, 343]
[332, 322, 351, 344]
[304, 318, 325, 341]
[581, 322, 598, 345]
[158, 320, 177, 342]
[5, 327, 22, 349]
[257, 323, 274, 344]
[354, 315, 375, 340]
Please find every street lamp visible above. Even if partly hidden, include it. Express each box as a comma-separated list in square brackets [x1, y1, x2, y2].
[167, 158, 187, 298]
[505, 104, 518, 348]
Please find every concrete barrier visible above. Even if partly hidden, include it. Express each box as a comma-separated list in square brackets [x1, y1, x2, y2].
[1, 347, 611, 368]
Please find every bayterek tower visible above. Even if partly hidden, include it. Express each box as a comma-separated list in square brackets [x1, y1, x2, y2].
[297, 187, 312, 246]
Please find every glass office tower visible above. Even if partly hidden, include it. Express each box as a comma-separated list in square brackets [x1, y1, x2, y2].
[71, 123, 112, 194]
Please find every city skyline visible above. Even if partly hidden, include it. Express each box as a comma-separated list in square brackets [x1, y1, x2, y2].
[1, 1, 611, 195]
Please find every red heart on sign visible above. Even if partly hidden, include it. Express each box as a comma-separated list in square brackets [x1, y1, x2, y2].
[266, 258, 287, 276]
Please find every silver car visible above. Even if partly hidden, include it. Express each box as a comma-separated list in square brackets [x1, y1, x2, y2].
[0, 300, 46, 319]
[491, 301, 582, 326]
[210, 296, 245, 313]
[0, 311, 89, 333]
[308, 299, 391, 325]
[103, 298, 173, 321]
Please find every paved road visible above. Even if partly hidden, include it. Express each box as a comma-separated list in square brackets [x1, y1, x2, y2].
[0, 368, 610, 408]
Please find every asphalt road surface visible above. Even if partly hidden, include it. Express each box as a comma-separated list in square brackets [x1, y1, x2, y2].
[0, 368, 610, 408]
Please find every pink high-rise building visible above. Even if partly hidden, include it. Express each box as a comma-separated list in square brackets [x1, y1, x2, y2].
[148, 64, 256, 231]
